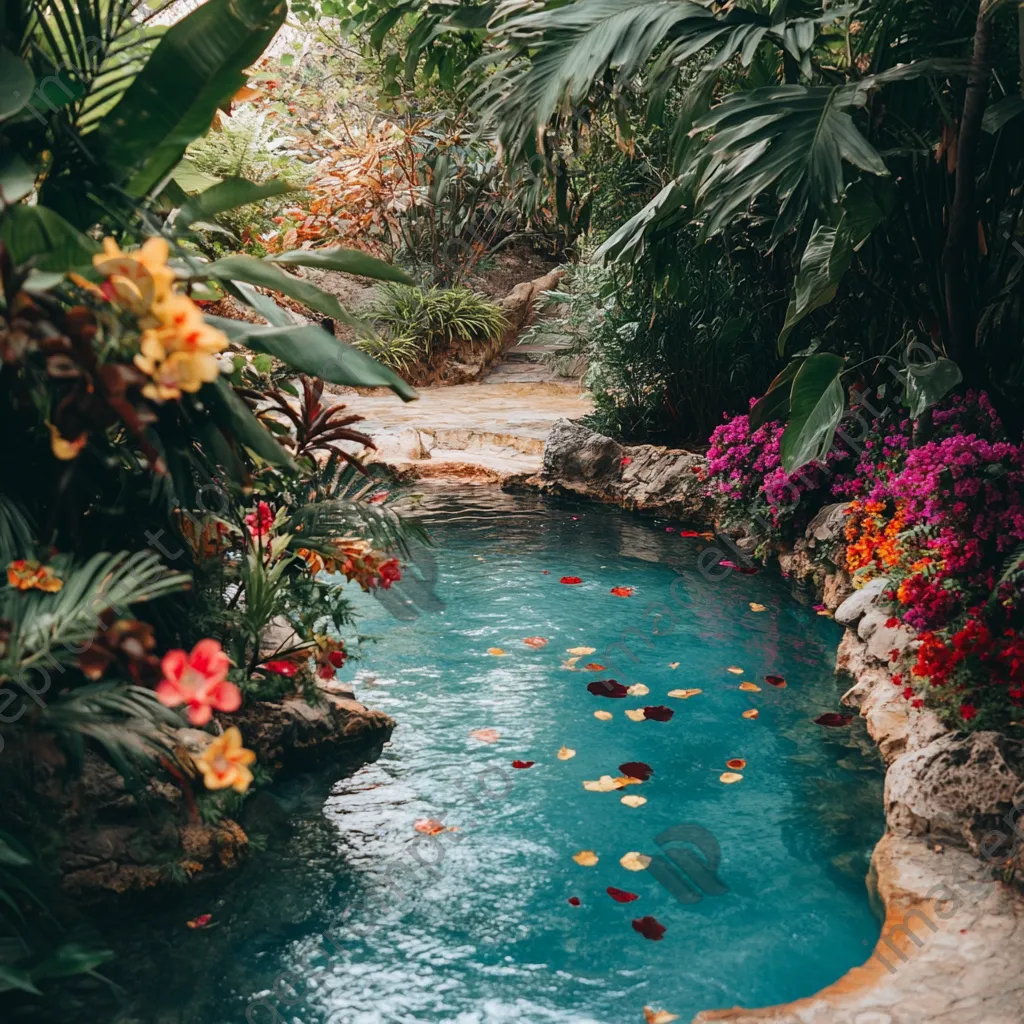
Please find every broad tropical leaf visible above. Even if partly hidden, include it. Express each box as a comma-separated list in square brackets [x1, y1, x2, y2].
[207, 318, 418, 401]
[176, 176, 298, 229]
[267, 247, 414, 285]
[780, 353, 845, 472]
[902, 357, 963, 419]
[0, 205, 98, 271]
[91, 0, 287, 197]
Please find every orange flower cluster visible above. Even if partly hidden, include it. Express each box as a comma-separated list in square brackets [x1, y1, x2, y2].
[296, 538, 401, 591]
[844, 500, 907, 577]
[7, 560, 63, 592]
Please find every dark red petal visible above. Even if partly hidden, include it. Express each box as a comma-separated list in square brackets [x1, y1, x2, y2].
[610, 586, 634, 597]
[643, 705, 674, 722]
[678, 530, 700, 537]
[560, 576, 583, 585]
[607, 887, 639, 903]
[765, 675, 787, 687]
[511, 760, 535, 769]
[814, 713, 853, 728]
[568, 896, 581, 907]
[587, 679, 628, 698]
[632, 915, 666, 940]
[619, 761, 653, 781]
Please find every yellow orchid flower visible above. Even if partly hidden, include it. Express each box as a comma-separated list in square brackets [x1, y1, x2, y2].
[48, 422, 87, 460]
[93, 237, 177, 324]
[194, 727, 256, 793]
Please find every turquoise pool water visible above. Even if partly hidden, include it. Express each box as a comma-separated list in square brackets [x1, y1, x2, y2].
[104, 489, 884, 1024]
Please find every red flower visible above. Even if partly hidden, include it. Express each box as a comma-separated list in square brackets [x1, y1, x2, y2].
[155, 639, 240, 726]
[560, 576, 583, 585]
[262, 659, 299, 676]
[328, 649, 346, 668]
[902, 687, 914, 700]
[960, 704, 977, 721]
[620, 456, 633, 468]
[885, 617, 900, 628]
[378, 558, 402, 589]
[911, 699, 924, 708]
[244, 501, 274, 539]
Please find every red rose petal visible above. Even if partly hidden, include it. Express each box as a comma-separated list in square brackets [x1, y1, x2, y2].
[632, 915, 666, 940]
[588, 679, 629, 698]
[619, 761, 653, 781]
[568, 896, 581, 906]
[560, 576, 583, 585]
[814, 713, 853, 728]
[584, 662, 607, 671]
[610, 586, 634, 597]
[678, 530, 700, 537]
[511, 760, 535, 769]
[607, 887, 639, 903]
[765, 675, 787, 687]
[643, 705, 674, 722]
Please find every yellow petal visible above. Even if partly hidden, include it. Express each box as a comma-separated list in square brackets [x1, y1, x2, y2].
[619, 851, 651, 872]
[625, 709, 646, 722]
[557, 746, 576, 760]
[644, 1009, 680, 1024]
[487, 647, 506, 656]
[667, 688, 702, 699]
[572, 850, 598, 866]
[593, 710, 613, 721]
[567, 646, 596, 656]
[742, 708, 759, 720]
[565, 656, 579, 667]
[583, 775, 624, 792]
[720, 772, 743, 784]
[727, 666, 744, 675]
[749, 602, 767, 612]
[620, 794, 647, 808]
[626, 683, 649, 696]
[817, 609, 834, 617]
[668, 662, 680, 669]
[615, 776, 643, 787]
[739, 681, 761, 692]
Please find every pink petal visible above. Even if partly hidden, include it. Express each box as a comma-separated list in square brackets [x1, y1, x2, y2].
[154, 679, 183, 707]
[159, 649, 187, 684]
[208, 680, 242, 713]
[187, 702, 212, 726]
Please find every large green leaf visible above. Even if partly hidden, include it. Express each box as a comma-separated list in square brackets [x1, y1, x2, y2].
[0, 152, 35, 203]
[903, 357, 963, 419]
[206, 317, 417, 401]
[267, 247, 414, 285]
[204, 378, 297, 470]
[176, 176, 298, 228]
[780, 353, 845, 473]
[778, 183, 887, 351]
[0, 46, 33, 122]
[202, 254, 370, 334]
[0, 205, 99, 271]
[748, 360, 801, 430]
[92, 0, 287, 197]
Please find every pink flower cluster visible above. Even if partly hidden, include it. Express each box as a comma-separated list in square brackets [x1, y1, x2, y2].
[889, 434, 1024, 572]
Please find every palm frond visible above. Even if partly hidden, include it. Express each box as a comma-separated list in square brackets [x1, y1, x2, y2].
[285, 497, 429, 562]
[0, 498, 36, 566]
[2, 551, 191, 676]
[36, 683, 179, 782]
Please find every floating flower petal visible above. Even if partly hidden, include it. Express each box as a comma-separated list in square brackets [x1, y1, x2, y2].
[607, 887, 639, 903]
[560, 576, 583, 585]
[567, 646, 596, 656]
[627, 683, 649, 696]
[619, 761, 653, 781]
[765, 675, 787, 688]
[523, 636, 548, 648]
[585, 662, 607, 671]
[557, 746, 576, 760]
[667, 688, 702, 699]
[610, 586, 634, 598]
[568, 896, 581, 906]
[814, 712, 853, 727]
[572, 850, 599, 866]
[739, 681, 761, 692]
[742, 708, 760, 720]
[620, 851, 651, 872]
[588, 679, 628, 698]
[511, 760, 535, 769]
[726, 666, 744, 675]
[469, 727, 500, 743]
[632, 916, 666, 940]
[749, 602, 767, 612]
[621, 794, 647, 808]
[625, 709, 646, 722]
[644, 1008, 680, 1024]
[593, 710, 613, 721]
[643, 705, 673, 722]
[719, 772, 743, 784]
[487, 647, 507, 656]
[725, 758, 747, 770]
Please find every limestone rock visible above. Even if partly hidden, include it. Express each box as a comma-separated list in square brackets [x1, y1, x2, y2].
[541, 418, 623, 483]
[805, 501, 851, 544]
[858, 608, 889, 641]
[233, 694, 394, 773]
[867, 622, 917, 664]
[835, 576, 890, 625]
[886, 731, 1024, 857]
[822, 569, 854, 610]
[538, 419, 711, 522]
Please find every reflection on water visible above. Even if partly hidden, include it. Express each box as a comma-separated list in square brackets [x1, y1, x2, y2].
[71, 487, 884, 1024]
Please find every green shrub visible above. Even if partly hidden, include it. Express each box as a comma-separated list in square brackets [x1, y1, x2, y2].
[361, 284, 507, 369]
